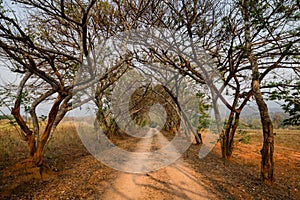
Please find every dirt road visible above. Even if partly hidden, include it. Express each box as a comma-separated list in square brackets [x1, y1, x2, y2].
[102, 128, 216, 199]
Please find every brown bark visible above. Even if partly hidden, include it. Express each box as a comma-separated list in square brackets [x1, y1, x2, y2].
[229, 114, 240, 154]
[27, 134, 37, 157]
[253, 79, 275, 183]
[32, 94, 63, 166]
[221, 112, 240, 159]
[217, 74, 241, 159]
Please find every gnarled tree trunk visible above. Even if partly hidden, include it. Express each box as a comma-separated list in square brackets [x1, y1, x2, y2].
[12, 91, 64, 167]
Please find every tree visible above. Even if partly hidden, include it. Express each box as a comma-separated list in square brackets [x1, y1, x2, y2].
[241, 0, 275, 183]
[0, 0, 129, 167]
[239, 0, 300, 183]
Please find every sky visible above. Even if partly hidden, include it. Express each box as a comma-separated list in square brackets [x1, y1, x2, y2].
[0, 0, 24, 84]
[0, 65, 19, 83]
[0, 64, 19, 113]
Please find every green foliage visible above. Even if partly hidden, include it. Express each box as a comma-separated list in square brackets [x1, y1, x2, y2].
[196, 92, 211, 132]
[0, 86, 16, 124]
[19, 91, 31, 113]
[0, 115, 14, 120]
[237, 129, 247, 135]
[237, 129, 251, 144]
[39, 115, 47, 122]
[269, 80, 300, 126]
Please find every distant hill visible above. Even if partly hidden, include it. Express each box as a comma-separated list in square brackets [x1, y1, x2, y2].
[215, 102, 293, 129]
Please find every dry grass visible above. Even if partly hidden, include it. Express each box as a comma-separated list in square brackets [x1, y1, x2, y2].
[0, 120, 87, 170]
[0, 120, 27, 170]
[242, 129, 300, 150]
[1, 122, 299, 169]
[0, 121, 299, 199]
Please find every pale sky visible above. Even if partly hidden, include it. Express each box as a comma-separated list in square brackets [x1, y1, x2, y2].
[0, 65, 19, 84]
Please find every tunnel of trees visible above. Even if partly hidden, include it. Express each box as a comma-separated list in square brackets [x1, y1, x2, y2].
[0, 0, 299, 185]
[129, 84, 181, 133]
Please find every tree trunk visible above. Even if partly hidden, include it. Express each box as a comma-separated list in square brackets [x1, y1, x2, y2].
[27, 134, 37, 157]
[221, 113, 233, 159]
[95, 108, 109, 137]
[253, 80, 275, 183]
[249, 47, 274, 184]
[221, 112, 240, 159]
[229, 113, 240, 155]
[26, 94, 64, 167]
[249, 39, 275, 184]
